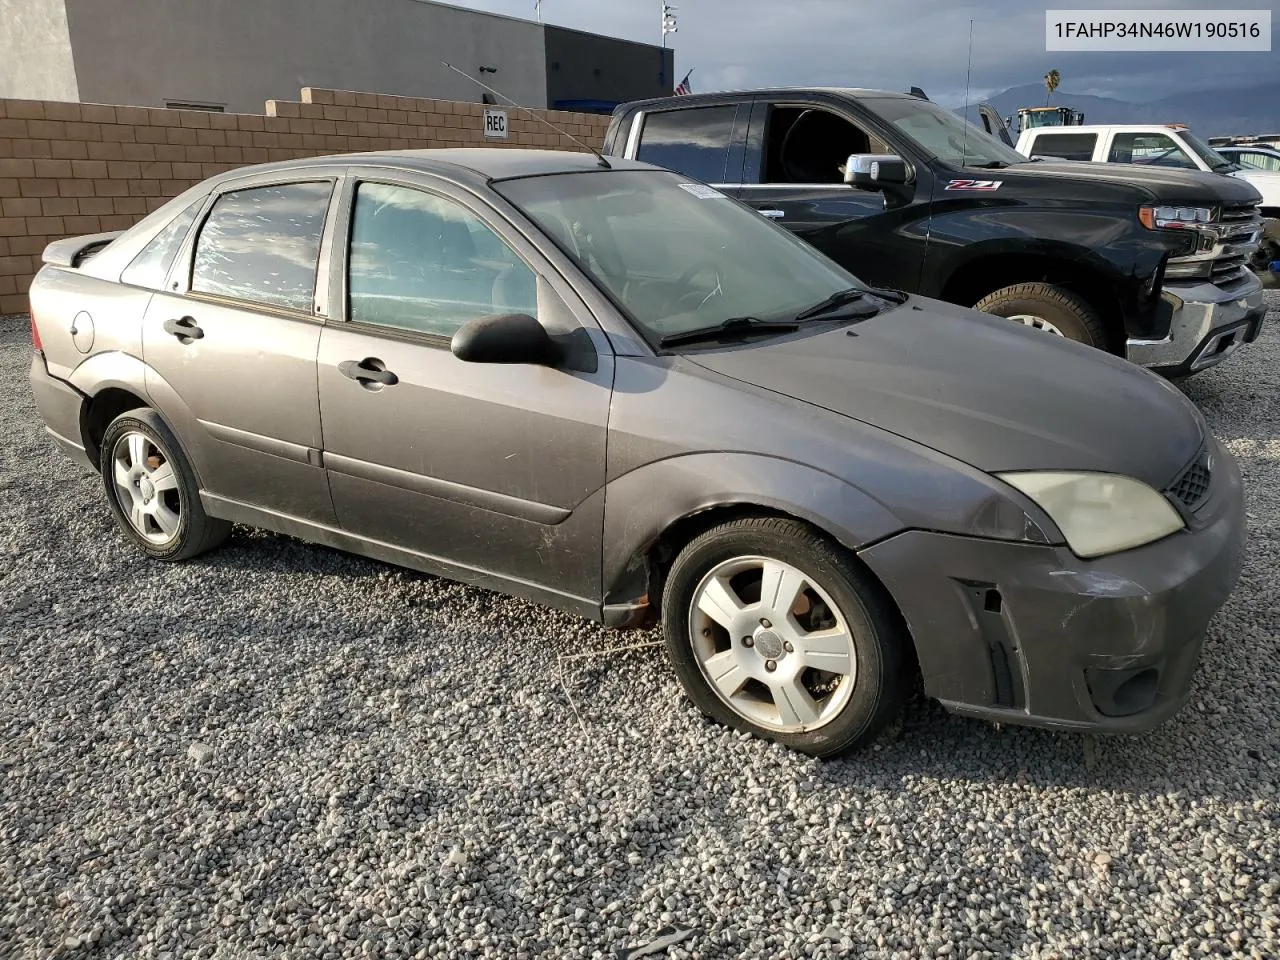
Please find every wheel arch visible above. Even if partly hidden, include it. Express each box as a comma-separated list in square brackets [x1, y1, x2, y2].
[601, 453, 906, 624]
[938, 247, 1128, 354]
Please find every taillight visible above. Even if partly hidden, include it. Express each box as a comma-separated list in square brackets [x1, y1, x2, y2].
[30, 316, 43, 352]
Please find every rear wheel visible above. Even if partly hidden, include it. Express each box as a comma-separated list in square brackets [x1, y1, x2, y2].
[975, 282, 1108, 348]
[100, 408, 230, 561]
[660, 517, 906, 758]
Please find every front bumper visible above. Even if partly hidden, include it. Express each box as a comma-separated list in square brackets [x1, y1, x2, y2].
[858, 438, 1245, 734]
[1126, 273, 1267, 377]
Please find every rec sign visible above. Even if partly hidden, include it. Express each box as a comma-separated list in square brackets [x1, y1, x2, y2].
[483, 109, 509, 139]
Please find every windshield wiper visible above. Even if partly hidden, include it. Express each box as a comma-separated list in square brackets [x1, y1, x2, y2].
[794, 287, 872, 322]
[659, 316, 801, 348]
[968, 160, 1011, 169]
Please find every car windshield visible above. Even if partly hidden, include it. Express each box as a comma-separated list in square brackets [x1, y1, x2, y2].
[495, 171, 871, 345]
[863, 96, 1029, 168]
[1180, 130, 1237, 171]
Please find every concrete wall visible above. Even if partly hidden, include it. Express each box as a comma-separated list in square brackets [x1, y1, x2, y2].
[0, 86, 611, 315]
[543, 26, 673, 109]
[0, 0, 79, 101]
[61, 0, 549, 114]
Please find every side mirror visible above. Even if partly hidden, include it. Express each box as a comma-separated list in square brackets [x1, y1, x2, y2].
[451, 313, 561, 366]
[843, 153, 910, 188]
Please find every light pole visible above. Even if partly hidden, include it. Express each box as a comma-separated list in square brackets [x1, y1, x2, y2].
[661, 1, 678, 48]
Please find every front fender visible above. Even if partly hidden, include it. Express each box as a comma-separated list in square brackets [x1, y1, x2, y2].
[601, 452, 906, 606]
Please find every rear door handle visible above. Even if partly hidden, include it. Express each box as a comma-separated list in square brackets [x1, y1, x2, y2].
[339, 358, 399, 388]
[163, 316, 204, 343]
[759, 209, 786, 219]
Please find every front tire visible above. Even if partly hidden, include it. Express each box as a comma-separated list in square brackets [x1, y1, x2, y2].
[660, 517, 906, 758]
[975, 281, 1108, 348]
[100, 408, 230, 561]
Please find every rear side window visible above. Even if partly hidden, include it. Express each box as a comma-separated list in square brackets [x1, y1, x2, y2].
[1108, 133, 1196, 169]
[1235, 150, 1280, 172]
[1027, 133, 1097, 161]
[191, 181, 333, 311]
[120, 196, 205, 290]
[636, 107, 737, 183]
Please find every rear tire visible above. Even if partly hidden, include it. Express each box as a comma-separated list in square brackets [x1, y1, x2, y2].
[660, 517, 907, 758]
[100, 408, 230, 561]
[976, 282, 1108, 348]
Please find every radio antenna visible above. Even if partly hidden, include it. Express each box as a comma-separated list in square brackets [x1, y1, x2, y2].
[960, 18, 974, 167]
[441, 61, 612, 168]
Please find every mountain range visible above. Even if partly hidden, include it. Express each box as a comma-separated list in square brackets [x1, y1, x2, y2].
[954, 82, 1278, 139]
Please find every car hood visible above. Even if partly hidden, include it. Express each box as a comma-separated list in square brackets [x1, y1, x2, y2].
[686, 298, 1205, 488]
[997, 160, 1264, 205]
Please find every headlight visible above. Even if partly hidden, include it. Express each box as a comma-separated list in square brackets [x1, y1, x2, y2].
[997, 472, 1184, 558]
[1139, 205, 1215, 230]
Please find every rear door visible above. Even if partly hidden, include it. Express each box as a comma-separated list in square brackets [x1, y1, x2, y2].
[733, 98, 931, 290]
[142, 172, 341, 524]
[315, 170, 614, 610]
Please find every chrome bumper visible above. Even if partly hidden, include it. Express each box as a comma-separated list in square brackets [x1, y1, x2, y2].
[1126, 273, 1267, 375]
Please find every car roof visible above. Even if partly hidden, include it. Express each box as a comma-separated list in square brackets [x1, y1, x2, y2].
[206, 148, 655, 190]
[1024, 125, 1194, 135]
[616, 87, 920, 112]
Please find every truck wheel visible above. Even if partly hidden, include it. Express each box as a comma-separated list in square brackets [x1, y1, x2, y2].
[975, 282, 1107, 348]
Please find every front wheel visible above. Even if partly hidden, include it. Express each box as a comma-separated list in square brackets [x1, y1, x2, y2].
[975, 282, 1108, 348]
[660, 517, 907, 758]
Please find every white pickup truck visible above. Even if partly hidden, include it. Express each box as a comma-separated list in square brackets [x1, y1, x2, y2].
[1014, 124, 1280, 218]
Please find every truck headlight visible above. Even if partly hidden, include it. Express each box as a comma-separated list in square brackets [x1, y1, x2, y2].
[1139, 205, 1215, 230]
[997, 472, 1184, 558]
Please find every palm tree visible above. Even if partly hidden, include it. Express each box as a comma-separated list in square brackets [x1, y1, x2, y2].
[1044, 69, 1061, 106]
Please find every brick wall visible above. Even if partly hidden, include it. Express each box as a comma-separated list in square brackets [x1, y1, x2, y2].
[0, 87, 613, 315]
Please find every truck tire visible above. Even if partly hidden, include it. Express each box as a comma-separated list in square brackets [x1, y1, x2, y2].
[975, 282, 1108, 348]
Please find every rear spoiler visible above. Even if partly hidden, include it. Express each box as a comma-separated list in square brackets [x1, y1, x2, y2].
[41, 230, 124, 268]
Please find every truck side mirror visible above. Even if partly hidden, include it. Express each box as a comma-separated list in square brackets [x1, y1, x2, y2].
[843, 154, 910, 188]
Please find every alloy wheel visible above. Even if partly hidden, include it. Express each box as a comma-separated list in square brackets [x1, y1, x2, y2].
[111, 431, 182, 545]
[687, 555, 857, 733]
[1008, 313, 1066, 336]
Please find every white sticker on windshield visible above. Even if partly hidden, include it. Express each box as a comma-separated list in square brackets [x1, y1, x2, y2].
[677, 183, 728, 199]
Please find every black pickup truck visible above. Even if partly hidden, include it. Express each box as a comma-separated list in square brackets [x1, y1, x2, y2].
[603, 88, 1268, 377]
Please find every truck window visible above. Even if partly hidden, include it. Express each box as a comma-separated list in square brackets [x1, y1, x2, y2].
[1236, 151, 1280, 172]
[1027, 132, 1097, 162]
[759, 106, 886, 185]
[1108, 133, 1197, 169]
[636, 107, 737, 183]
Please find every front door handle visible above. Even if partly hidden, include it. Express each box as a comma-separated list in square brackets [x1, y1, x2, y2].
[163, 316, 204, 343]
[339, 358, 399, 388]
[758, 209, 786, 219]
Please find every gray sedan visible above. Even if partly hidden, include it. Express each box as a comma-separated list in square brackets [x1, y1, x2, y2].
[27, 149, 1243, 757]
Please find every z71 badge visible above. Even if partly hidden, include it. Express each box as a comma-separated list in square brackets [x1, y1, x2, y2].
[945, 179, 1004, 191]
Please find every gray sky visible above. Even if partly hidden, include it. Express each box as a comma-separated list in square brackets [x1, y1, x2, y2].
[452, 0, 1280, 104]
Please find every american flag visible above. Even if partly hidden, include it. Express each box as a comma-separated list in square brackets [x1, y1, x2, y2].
[674, 70, 693, 96]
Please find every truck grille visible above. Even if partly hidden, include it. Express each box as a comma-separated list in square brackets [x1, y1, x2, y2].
[1211, 202, 1263, 286]
[1165, 446, 1213, 512]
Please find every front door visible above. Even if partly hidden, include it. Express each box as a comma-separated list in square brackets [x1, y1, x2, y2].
[142, 176, 339, 524]
[735, 101, 932, 291]
[317, 175, 613, 609]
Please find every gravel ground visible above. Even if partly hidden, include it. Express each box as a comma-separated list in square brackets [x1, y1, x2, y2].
[1, 301, 1278, 960]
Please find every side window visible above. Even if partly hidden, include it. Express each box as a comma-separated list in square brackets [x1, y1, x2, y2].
[1240, 151, 1280, 172]
[1108, 133, 1196, 169]
[347, 181, 537, 338]
[1027, 132, 1097, 162]
[191, 181, 332, 311]
[636, 107, 737, 183]
[120, 196, 205, 290]
[760, 106, 888, 185]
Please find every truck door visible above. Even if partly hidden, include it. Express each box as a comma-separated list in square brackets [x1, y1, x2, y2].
[733, 99, 932, 292]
